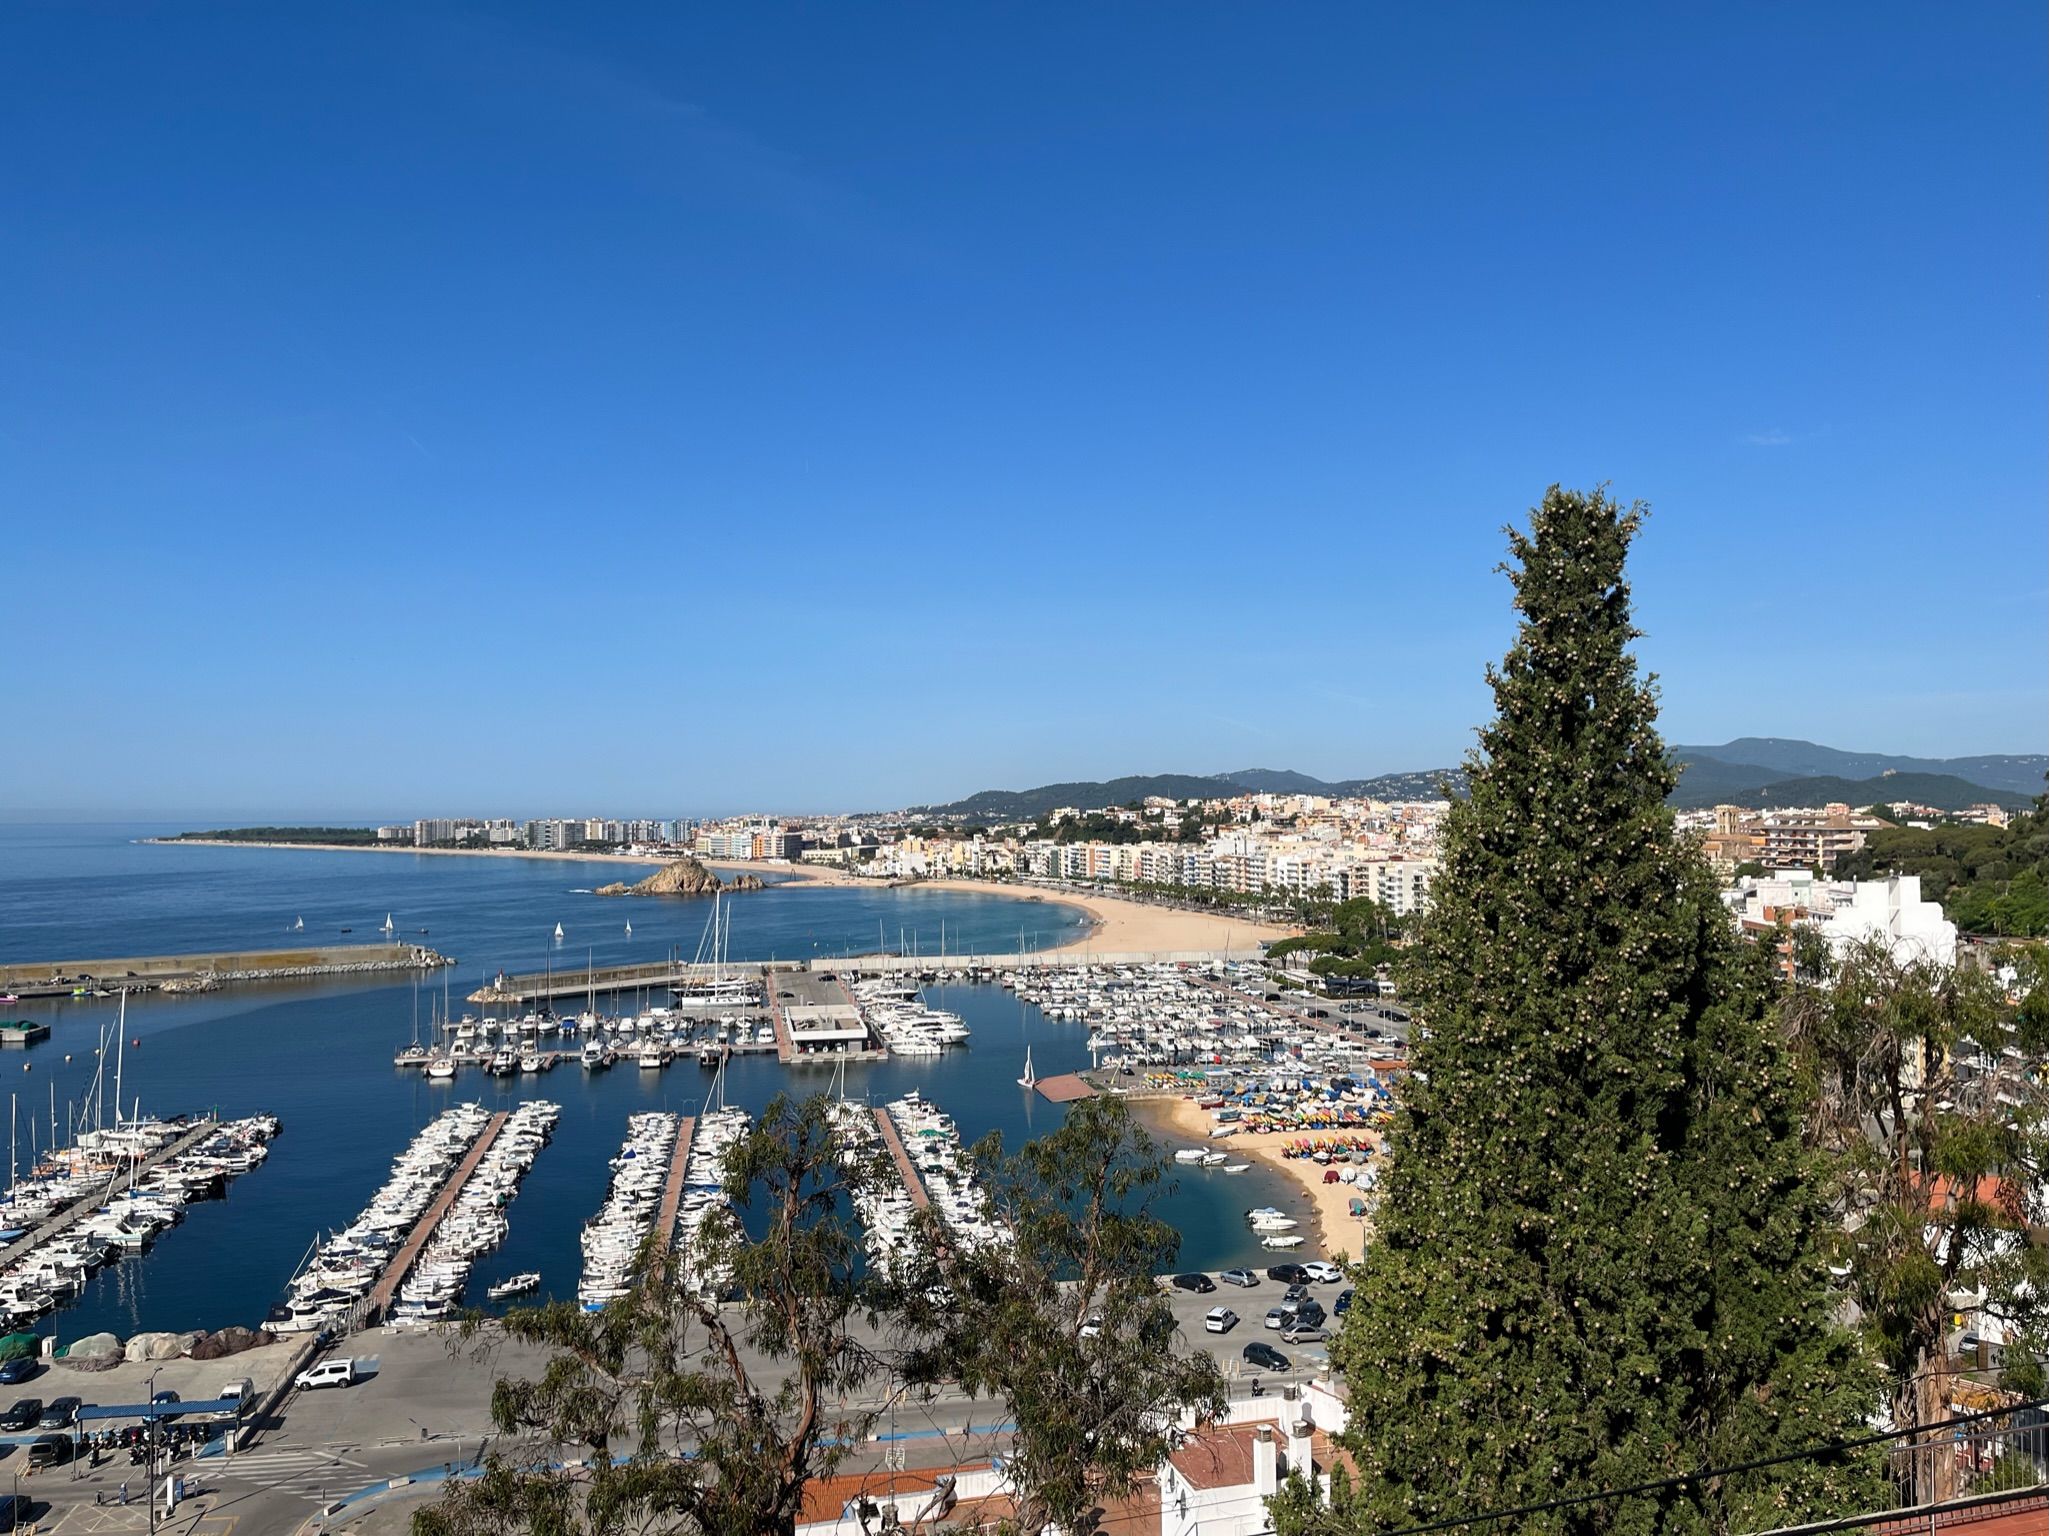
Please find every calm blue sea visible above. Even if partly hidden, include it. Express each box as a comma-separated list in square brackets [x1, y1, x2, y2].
[0, 825, 1310, 1340]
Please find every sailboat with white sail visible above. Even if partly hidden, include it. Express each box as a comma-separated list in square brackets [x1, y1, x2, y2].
[1017, 1047, 1037, 1090]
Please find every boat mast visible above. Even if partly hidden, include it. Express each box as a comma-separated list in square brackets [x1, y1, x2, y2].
[114, 1023, 125, 1131]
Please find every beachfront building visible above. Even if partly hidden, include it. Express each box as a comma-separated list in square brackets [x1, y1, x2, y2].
[1727, 871, 1958, 968]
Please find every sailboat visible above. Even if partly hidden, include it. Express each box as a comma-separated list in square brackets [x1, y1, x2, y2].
[292, 917, 304, 932]
[554, 922, 565, 942]
[624, 922, 632, 937]
[1017, 1046, 1037, 1090]
[382, 913, 395, 936]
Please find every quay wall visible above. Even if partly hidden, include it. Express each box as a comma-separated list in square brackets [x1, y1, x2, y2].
[1, 944, 452, 997]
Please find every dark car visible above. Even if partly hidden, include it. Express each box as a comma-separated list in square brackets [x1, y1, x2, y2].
[1333, 1288, 1354, 1317]
[1295, 1301, 1327, 1330]
[1264, 1264, 1309, 1286]
[25, 1435, 70, 1469]
[0, 1361, 34, 1387]
[1243, 1342, 1290, 1372]
[35, 1398, 79, 1431]
[0, 1401, 40, 1433]
[149, 1390, 181, 1422]
[1170, 1273, 1216, 1294]
[1282, 1284, 1310, 1306]
[0, 1494, 27, 1532]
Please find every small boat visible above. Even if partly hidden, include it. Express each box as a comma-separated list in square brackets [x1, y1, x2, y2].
[581, 1039, 609, 1070]
[697, 1045, 720, 1067]
[1260, 1233, 1306, 1250]
[382, 913, 395, 936]
[1173, 1148, 1208, 1165]
[518, 1050, 543, 1073]
[638, 1045, 664, 1070]
[1017, 1047, 1037, 1090]
[554, 922, 565, 941]
[487, 1272, 541, 1302]
[426, 1056, 456, 1081]
[291, 918, 303, 932]
[1222, 1162, 1251, 1174]
[624, 922, 632, 936]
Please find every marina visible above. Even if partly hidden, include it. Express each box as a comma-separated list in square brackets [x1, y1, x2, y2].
[0, 826, 1330, 1343]
[578, 1112, 682, 1310]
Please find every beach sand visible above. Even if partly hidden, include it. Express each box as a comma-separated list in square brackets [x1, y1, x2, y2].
[1135, 1094, 1376, 1262]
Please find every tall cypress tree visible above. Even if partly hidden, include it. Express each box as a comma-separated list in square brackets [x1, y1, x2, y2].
[1301, 488, 1875, 1535]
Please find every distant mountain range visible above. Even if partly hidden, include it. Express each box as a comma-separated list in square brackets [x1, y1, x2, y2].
[911, 739, 2043, 822]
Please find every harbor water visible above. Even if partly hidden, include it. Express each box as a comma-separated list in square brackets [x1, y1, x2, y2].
[0, 824, 1312, 1341]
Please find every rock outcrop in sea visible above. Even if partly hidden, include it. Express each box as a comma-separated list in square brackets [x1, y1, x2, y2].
[594, 858, 767, 898]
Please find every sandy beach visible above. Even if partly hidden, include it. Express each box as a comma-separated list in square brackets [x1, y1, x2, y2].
[1136, 1093, 1376, 1262]
[155, 843, 1295, 957]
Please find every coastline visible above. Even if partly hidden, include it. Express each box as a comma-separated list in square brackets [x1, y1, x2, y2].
[147, 842, 1296, 958]
[1131, 1093, 1374, 1262]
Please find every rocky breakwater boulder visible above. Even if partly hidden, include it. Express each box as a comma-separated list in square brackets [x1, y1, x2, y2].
[188, 1326, 272, 1359]
[595, 858, 764, 897]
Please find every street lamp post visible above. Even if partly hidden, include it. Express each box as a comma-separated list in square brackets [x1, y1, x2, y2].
[145, 1367, 159, 1536]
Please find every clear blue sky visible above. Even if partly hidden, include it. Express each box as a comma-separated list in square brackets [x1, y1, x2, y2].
[4, 4, 2043, 819]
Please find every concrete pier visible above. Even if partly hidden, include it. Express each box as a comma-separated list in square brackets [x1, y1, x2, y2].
[364, 1111, 506, 1324]
[1, 943, 451, 998]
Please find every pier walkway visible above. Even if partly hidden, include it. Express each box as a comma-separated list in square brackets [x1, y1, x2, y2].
[654, 1117, 697, 1248]
[364, 1111, 506, 1324]
[870, 1107, 929, 1211]
[0, 1119, 220, 1271]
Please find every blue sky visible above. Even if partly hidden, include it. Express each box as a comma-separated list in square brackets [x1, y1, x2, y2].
[4, 4, 2043, 819]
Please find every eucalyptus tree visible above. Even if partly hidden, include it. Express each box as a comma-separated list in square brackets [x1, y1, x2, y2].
[415, 1093, 893, 1536]
[1783, 937, 2049, 1502]
[899, 1093, 1227, 1536]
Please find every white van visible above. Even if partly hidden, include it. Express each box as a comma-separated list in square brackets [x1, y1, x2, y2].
[219, 1378, 256, 1412]
[293, 1359, 357, 1391]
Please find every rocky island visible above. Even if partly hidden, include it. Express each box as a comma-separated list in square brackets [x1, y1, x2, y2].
[594, 857, 767, 898]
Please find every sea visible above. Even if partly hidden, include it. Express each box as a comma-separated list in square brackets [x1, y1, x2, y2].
[0, 823, 1309, 1342]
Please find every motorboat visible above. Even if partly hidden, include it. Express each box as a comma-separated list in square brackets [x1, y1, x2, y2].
[426, 1056, 457, 1081]
[487, 1272, 541, 1302]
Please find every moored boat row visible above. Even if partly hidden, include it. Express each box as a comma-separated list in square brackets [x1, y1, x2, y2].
[391, 1098, 559, 1321]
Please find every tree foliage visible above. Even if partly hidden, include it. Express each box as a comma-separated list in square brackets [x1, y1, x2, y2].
[1781, 939, 2049, 1502]
[1289, 487, 1876, 1536]
[414, 1094, 892, 1536]
[900, 1094, 1226, 1535]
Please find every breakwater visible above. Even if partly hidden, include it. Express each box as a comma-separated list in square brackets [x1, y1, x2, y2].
[1, 943, 453, 998]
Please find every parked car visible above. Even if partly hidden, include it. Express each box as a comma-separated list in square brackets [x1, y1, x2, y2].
[294, 1359, 358, 1391]
[0, 1494, 29, 1532]
[1243, 1342, 1290, 1372]
[36, 1398, 80, 1431]
[1294, 1302, 1327, 1330]
[1203, 1307, 1238, 1335]
[0, 1360, 36, 1387]
[25, 1435, 69, 1469]
[1282, 1284, 1310, 1306]
[1264, 1305, 1294, 1331]
[1217, 1268, 1258, 1289]
[1170, 1273, 1216, 1294]
[0, 1401, 40, 1433]
[1280, 1324, 1329, 1345]
[149, 1390, 181, 1422]
[1079, 1313, 1104, 1339]
[1333, 1289, 1354, 1317]
[1302, 1261, 1344, 1285]
[1264, 1264, 1309, 1286]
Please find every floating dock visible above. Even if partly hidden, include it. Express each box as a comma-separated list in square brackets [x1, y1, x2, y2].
[1032, 1073, 1099, 1104]
[1, 943, 451, 999]
[654, 1117, 698, 1248]
[870, 1106, 930, 1211]
[364, 1111, 507, 1324]
[0, 1120, 221, 1270]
